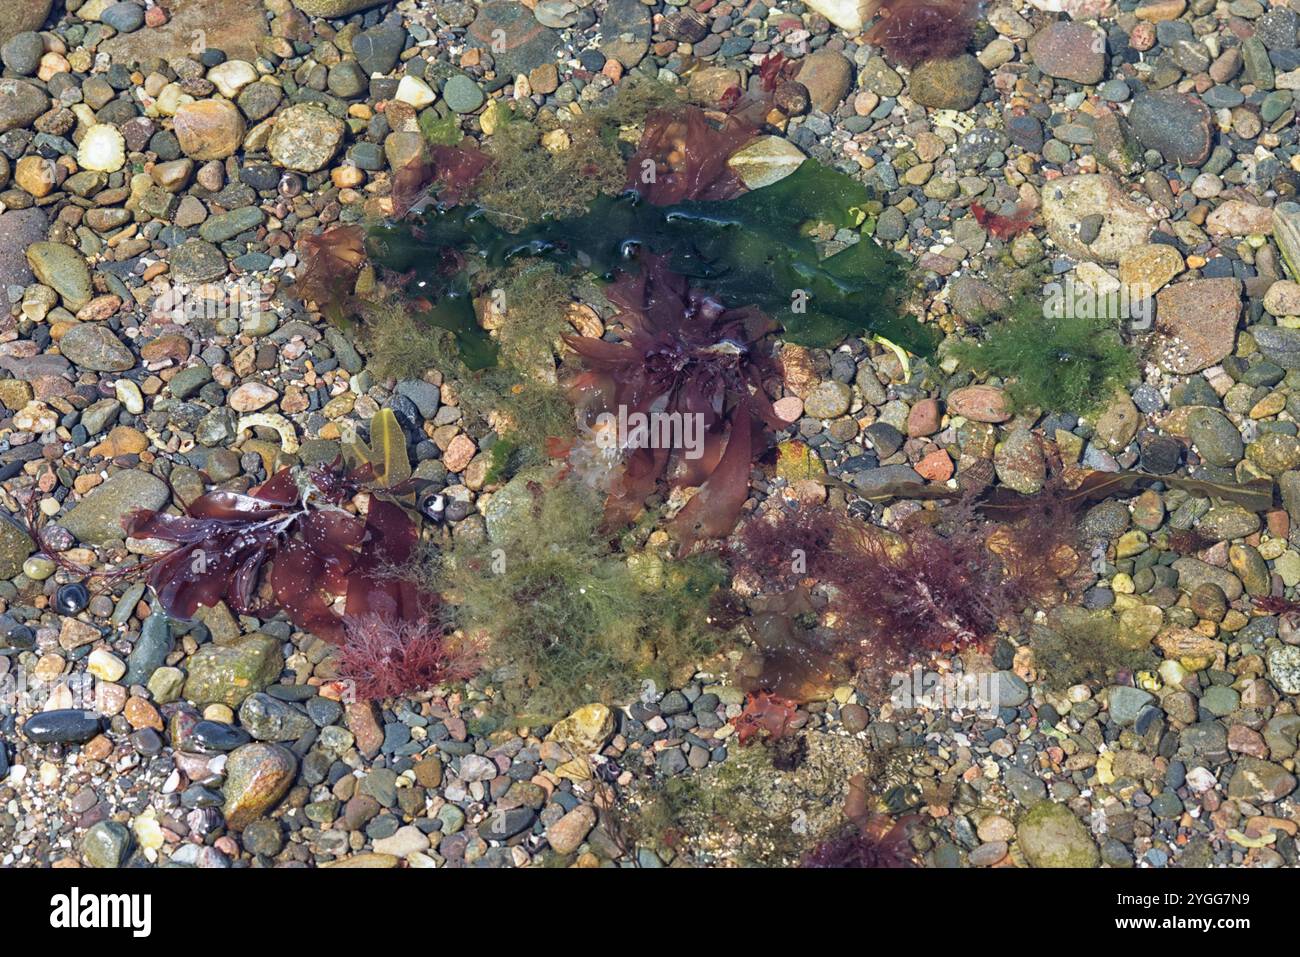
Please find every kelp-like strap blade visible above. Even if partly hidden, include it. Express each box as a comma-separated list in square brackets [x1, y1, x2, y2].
[367, 407, 412, 489]
[816, 469, 1276, 515]
[979, 471, 1276, 515]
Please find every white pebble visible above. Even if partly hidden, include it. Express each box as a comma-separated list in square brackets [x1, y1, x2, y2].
[87, 649, 127, 683]
[77, 124, 126, 173]
[395, 75, 436, 109]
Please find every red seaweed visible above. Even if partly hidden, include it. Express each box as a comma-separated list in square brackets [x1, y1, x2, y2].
[390, 146, 491, 218]
[864, 0, 977, 69]
[732, 495, 1082, 694]
[563, 254, 783, 548]
[971, 201, 1038, 240]
[293, 224, 368, 324]
[803, 773, 921, 868]
[731, 690, 801, 746]
[625, 104, 761, 205]
[759, 51, 796, 92]
[336, 614, 477, 702]
[123, 460, 432, 645]
[802, 813, 921, 868]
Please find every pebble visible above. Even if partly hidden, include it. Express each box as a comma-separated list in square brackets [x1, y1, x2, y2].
[268, 104, 346, 172]
[173, 99, 247, 161]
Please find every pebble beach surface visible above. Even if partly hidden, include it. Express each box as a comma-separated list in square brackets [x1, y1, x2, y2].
[1, 0, 1300, 870]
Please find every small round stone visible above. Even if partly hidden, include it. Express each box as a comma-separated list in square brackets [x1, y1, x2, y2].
[23, 556, 55, 581]
[55, 582, 91, 616]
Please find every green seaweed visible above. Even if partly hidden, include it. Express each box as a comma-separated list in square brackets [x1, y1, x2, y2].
[420, 111, 464, 146]
[437, 473, 728, 720]
[416, 278, 498, 371]
[948, 294, 1137, 414]
[1028, 606, 1157, 691]
[474, 107, 627, 226]
[371, 160, 930, 360]
[452, 367, 575, 472]
[355, 297, 452, 381]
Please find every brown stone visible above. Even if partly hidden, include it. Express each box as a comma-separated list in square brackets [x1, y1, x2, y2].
[546, 804, 597, 855]
[1154, 278, 1241, 374]
[1028, 23, 1107, 84]
[173, 100, 246, 161]
[101, 0, 269, 62]
[948, 385, 1012, 423]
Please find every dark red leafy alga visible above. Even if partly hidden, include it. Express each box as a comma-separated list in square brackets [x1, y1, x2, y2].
[390, 145, 491, 218]
[123, 461, 430, 645]
[564, 254, 784, 549]
[625, 104, 761, 205]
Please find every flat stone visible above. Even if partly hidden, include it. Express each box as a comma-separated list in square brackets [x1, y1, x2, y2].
[0, 1, 51, 48]
[1207, 200, 1274, 237]
[59, 325, 134, 372]
[546, 804, 597, 855]
[62, 469, 170, 544]
[198, 206, 265, 243]
[372, 825, 430, 857]
[442, 75, 484, 114]
[184, 636, 285, 708]
[1252, 324, 1300, 369]
[727, 136, 806, 189]
[124, 611, 173, 687]
[0, 78, 49, 133]
[103, 0, 268, 62]
[802, 0, 871, 32]
[948, 385, 1012, 423]
[292, 0, 388, 15]
[1042, 174, 1156, 263]
[173, 99, 247, 161]
[238, 692, 315, 741]
[466, 1, 561, 76]
[1028, 22, 1107, 84]
[1129, 92, 1214, 166]
[0, 208, 47, 288]
[1267, 645, 1300, 694]
[352, 20, 406, 76]
[268, 103, 346, 172]
[22, 709, 103, 744]
[907, 55, 985, 110]
[1108, 685, 1154, 725]
[0, 516, 34, 579]
[1117, 243, 1183, 294]
[1154, 278, 1241, 374]
[170, 239, 228, 283]
[1016, 801, 1100, 867]
[26, 242, 93, 310]
[600, 0, 652, 68]
[1184, 407, 1242, 466]
[1227, 756, 1296, 803]
[796, 48, 853, 113]
[82, 821, 131, 868]
[1171, 557, 1243, 601]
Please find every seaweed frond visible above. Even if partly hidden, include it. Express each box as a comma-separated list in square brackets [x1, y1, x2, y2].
[949, 294, 1137, 415]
